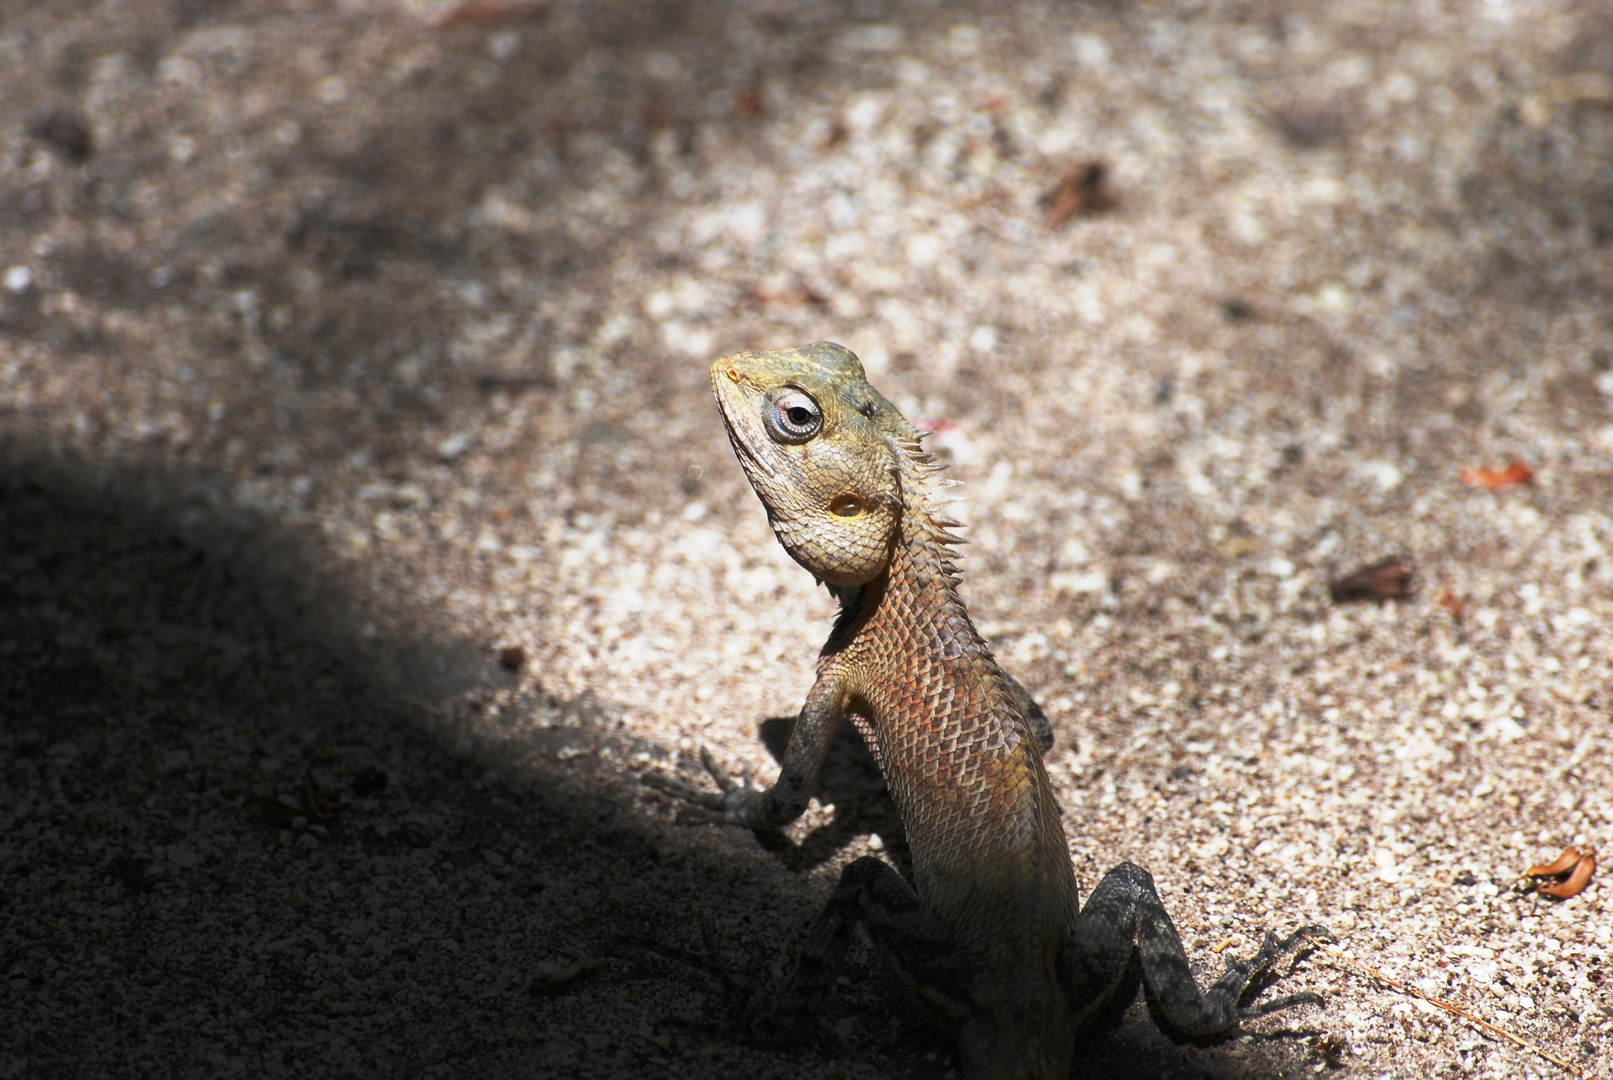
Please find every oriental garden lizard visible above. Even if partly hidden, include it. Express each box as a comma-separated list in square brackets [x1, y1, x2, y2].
[647, 342, 1330, 1079]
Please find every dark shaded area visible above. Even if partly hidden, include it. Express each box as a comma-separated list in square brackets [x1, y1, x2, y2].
[0, 463, 745, 1074]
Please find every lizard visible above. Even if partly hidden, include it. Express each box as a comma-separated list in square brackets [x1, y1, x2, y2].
[647, 342, 1330, 1079]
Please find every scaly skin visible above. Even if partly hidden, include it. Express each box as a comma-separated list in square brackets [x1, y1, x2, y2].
[648, 342, 1329, 1079]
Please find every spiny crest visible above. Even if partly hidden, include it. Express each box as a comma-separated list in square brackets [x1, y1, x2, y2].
[885, 431, 968, 587]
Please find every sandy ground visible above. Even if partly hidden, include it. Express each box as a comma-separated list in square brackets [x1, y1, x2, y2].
[2, 0, 1611, 1077]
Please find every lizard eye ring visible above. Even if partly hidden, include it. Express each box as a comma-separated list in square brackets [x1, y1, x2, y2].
[764, 389, 823, 443]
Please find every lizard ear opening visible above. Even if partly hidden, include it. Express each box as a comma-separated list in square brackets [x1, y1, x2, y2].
[829, 495, 864, 518]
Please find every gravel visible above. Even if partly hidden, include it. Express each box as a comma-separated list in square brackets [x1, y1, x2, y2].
[1, 1, 1610, 1078]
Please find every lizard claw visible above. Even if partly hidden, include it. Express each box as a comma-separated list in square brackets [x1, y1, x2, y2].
[1238, 990, 1325, 1021]
[1224, 924, 1333, 976]
[1224, 923, 1333, 1021]
[642, 769, 729, 811]
[700, 745, 751, 794]
[643, 748, 767, 827]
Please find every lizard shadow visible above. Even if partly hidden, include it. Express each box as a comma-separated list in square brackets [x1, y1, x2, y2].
[749, 716, 912, 876]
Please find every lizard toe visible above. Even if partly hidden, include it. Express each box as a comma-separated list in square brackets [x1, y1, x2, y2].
[1284, 924, 1336, 949]
[1237, 990, 1325, 1022]
[641, 770, 730, 811]
[699, 745, 747, 793]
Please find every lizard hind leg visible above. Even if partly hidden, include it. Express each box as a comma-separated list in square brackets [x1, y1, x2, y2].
[785, 855, 976, 1027]
[1066, 861, 1331, 1040]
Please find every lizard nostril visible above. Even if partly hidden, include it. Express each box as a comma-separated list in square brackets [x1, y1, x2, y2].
[726, 368, 741, 383]
[829, 495, 864, 517]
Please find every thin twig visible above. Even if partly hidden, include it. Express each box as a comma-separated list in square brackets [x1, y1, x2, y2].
[1300, 933, 1584, 1078]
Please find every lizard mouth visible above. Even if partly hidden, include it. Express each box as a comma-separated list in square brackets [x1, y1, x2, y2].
[724, 414, 777, 479]
[712, 379, 778, 479]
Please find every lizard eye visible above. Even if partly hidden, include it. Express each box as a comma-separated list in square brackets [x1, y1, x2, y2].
[764, 389, 822, 444]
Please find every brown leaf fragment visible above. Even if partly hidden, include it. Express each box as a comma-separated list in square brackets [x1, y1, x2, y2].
[749, 282, 826, 309]
[1329, 557, 1415, 604]
[244, 794, 301, 828]
[1524, 845, 1596, 899]
[1526, 847, 1583, 878]
[528, 958, 603, 997]
[641, 99, 677, 133]
[1436, 587, 1465, 623]
[428, 0, 550, 27]
[1459, 461, 1534, 489]
[1540, 856, 1595, 899]
[1041, 160, 1115, 228]
[733, 83, 765, 118]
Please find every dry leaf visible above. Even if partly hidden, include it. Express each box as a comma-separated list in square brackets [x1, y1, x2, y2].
[1523, 845, 1596, 899]
[428, 0, 550, 27]
[1460, 462, 1534, 489]
[1329, 557, 1415, 604]
[749, 282, 827, 309]
[1436, 587, 1465, 623]
[1041, 161, 1115, 228]
[733, 84, 765, 118]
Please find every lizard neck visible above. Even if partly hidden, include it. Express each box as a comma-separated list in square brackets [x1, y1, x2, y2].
[829, 433, 975, 653]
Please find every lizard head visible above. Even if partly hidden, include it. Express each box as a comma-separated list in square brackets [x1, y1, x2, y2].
[711, 342, 916, 587]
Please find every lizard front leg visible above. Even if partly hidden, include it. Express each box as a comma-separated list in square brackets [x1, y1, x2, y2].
[645, 673, 848, 831]
[1065, 861, 1331, 1038]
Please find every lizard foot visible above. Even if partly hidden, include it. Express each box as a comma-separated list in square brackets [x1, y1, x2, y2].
[621, 927, 808, 1044]
[642, 747, 769, 827]
[1231, 924, 1333, 1021]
